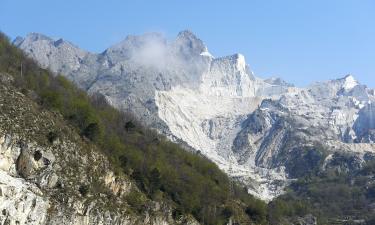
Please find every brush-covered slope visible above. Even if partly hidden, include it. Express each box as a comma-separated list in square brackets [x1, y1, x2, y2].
[13, 30, 375, 224]
[16, 31, 375, 202]
[0, 32, 268, 225]
[15, 31, 292, 200]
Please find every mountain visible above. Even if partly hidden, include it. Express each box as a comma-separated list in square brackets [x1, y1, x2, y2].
[15, 31, 375, 203]
[1, 33, 204, 225]
[1, 32, 272, 225]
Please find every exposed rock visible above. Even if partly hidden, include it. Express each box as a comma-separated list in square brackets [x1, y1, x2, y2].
[16, 31, 375, 201]
[294, 214, 317, 225]
[0, 81, 199, 225]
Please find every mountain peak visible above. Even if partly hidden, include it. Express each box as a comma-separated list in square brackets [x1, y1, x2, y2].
[174, 30, 207, 57]
[343, 74, 356, 80]
[15, 33, 80, 50]
[342, 74, 359, 90]
[177, 30, 198, 39]
[13, 33, 53, 47]
[25, 32, 53, 42]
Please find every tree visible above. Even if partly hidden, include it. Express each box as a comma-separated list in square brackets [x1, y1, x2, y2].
[82, 122, 101, 141]
[149, 168, 161, 195]
[125, 121, 136, 132]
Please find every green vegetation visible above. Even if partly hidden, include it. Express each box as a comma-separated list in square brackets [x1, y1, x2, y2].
[0, 32, 267, 224]
[4, 31, 374, 224]
[268, 153, 375, 225]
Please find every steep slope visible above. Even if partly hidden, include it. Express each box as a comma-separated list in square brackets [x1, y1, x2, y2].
[1, 32, 269, 225]
[154, 54, 292, 200]
[15, 31, 210, 131]
[15, 31, 375, 203]
[0, 72, 196, 225]
[15, 31, 292, 200]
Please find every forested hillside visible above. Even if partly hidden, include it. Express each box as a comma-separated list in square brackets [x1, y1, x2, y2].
[3, 31, 375, 225]
[0, 32, 267, 225]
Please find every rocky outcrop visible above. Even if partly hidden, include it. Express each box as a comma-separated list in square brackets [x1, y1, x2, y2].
[353, 102, 375, 143]
[0, 75, 198, 225]
[15, 31, 375, 201]
[294, 214, 317, 225]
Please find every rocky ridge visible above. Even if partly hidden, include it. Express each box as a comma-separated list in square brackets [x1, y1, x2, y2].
[15, 31, 375, 201]
[0, 73, 198, 225]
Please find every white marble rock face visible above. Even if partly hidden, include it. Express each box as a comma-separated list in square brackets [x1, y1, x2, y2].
[16, 31, 375, 201]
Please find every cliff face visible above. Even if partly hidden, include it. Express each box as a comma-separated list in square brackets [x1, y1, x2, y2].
[0, 73, 198, 225]
[16, 31, 375, 201]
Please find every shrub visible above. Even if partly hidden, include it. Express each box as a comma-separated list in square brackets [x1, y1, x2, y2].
[124, 121, 136, 131]
[78, 185, 89, 197]
[46, 131, 58, 143]
[0, 32, 269, 225]
[125, 191, 147, 213]
[82, 122, 101, 141]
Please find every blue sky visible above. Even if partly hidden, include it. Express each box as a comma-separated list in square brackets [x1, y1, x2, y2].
[1, 0, 374, 87]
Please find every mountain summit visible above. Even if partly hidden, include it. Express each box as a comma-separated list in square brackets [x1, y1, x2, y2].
[341, 74, 359, 90]
[15, 30, 375, 201]
[174, 30, 208, 57]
